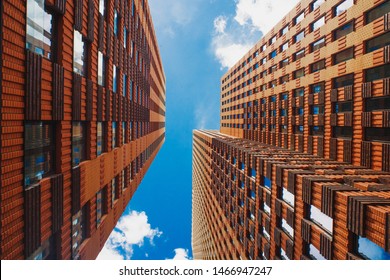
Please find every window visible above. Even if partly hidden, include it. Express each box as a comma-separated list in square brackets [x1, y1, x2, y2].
[365, 64, 390, 82]
[112, 122, 117, 149]
[71, 206, 89, 259]
[365, 32, 390, 53]
[334, 0, 354, 16]
[357, 236, 390, 260]
[261, 70, 267, 78]
[280, 42, 289, 52]
[333, 126, 353, 138]
[295, 12, 305, 24]
[261, 57, 267, 65]
[294, 49, 305, 60]
[334, 21, 354, 40]
[28, 238, 54, 260]
[97, 122, 105, 156]
[264, 176, 271, 189]
[123, 27, 127, 48]
[250, 168, 256, 179]
[281, 248, 290, 260]
[99, 0, 106, 16]
[26, 0, 53, 59]
[309, 244, 326, 260]
[96, 189, 106, 226]
[269, 65, 277, 73]
[270, 36, 277, 45]
[113, 65, 118, 92]
[311, 0, 325, 11]
[333, 73, 354, 88]
[282, 219, 294, 237]
[98, 51, 105, 86]
[72, 122, 86, 167]
[280, 75, 289, 84]
[280, 58, 289, 68]
[24, 122, 55, 187]
[114, 10, 118, 36]
[294, 125, 304, 134]
[73, 30, 85, 76]
[280, 25, 289, 35]
[312, 83, 324, 94]
[261, 44, 267, 52]
[366, 1, 390, 24]
[333, 47, 354, 64]
[263, 202, 271, 216]
[311, 105, 324, 115]
[294, 88, 304, 97]
[295, 31, 305, 42]
[294, 68, 305, 79]
[310, 126, 324, 135]
[122, 122, 126, 144]
[270, 50, 277, 59]
[333, 101, 353, 113]
[280, 125, 288, 133]
[365, 128, 390, 142]
[311, 59, 325, 72]
[311, 37, 325, 51]
[310, 205, 333, 233]
[365, 96, 390, 112]
[311, 16, 325, 31]
[112, 177, 119, 203]
[269, 80, 277, 88]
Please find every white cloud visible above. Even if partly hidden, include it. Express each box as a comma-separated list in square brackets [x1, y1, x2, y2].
[211, 0, 300, 69]
[195, 101, 219, 130]
[168, 248, 191, 260]
[97, 211, 162, 260]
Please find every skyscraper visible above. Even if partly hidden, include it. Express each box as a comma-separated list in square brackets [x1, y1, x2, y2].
[0, 0, 165, 259]
[192, 0, 390, 260]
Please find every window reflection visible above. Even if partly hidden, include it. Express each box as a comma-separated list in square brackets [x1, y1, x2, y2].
[73, 30, 85, 76]
[310, 205, 333, 233]
[72, 122, 86, 167]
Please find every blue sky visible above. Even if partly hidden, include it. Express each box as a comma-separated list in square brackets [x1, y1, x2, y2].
[97, 0, 300, 260]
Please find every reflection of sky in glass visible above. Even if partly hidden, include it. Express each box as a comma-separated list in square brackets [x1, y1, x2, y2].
[263, 227, 270, 240]
[282, 187, 295, 207]
[264, 203, 271, 216]
[310, 244, 326, 260]
[73, 30, 84, 75]
[336, 0, 354, 16]
[264, 177, 271, 189]
[358, 237, 390, 260]
[98, 52, 104, 86]
[281, 248, 289, 260]
[310, 205, 333, 233]
[282, 219, 294, 237]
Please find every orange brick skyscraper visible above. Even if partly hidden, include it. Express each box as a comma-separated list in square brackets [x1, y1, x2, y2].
[0, 0, 165, 259]
[192, 0, 390, 260]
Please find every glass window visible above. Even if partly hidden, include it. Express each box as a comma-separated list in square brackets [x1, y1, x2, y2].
[365, 64, 390, 82]
[334, 0, 354, 16]
[311, 59, 326, 72]
[294, 68, 305, 79]
[26, 0, 53, 59]
[98, 51, 105, 86]
[72, 122, 86, 167]
[365, 96, 390, 112]
[73, 30, 85, 76]
[310, 126, 324, 135]
[281, 248, 290, 260]
[261, 44, 267, 52]
[311, 82, 325, 94]
[99, 0, 106, 16]
[333, 101, 353, 113]
[366, 1, 390, 24]
[112, 122, 117, 149]
[261, 57, 267, 65]
[280, 58, 289, 68]
[280, 25, 289, 35]
[263, 226, 270, 240]
[280, 42, 289, 52]
[264, 176, 272, 189]
[358, 236, 390, 260]
[310, 205, 333, 233]
[122, 122, 126, 144]
[334, 47, 354, 64]
[280, 75, 289, 84]
[270, 36, 277, 45]
[113, 65, 118, 93]
[309, 244, 326, 260]
[365, 32, 390, 53]
[294, 88, 304, 97]
[123, 27, 127, 48]
[295, 12, 305, 24]
[311, 0, 325, 11]
[263, 202, 271, 216]
[282, 219, 294, 237]
[97, 122, 105, 156]
[311, 105, 324, 115]
[24, 122, 55, 187]
[295, 31, 305, 42]
[311, 37, 325, 51]
[311, 16, 325, 31]
[114, 10, 118, 36]
[294, 125, 304, 134]
[334, 21, 354, 40]
[123, 75, 127, 97]
[333, 73, 354, 88]
[269, 65, 277, 73]
[294, 49, 305, 60]
[96, 190, 102, 226]
[333, 126, 353, 138]
[365, 127, 390, 142]
[270, 50, 277, 59]
[282, 188, 295, 206]
[269, 80, 277, 88]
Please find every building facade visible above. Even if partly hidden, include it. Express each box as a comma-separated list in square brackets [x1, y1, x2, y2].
[0, 0, 166, 260]
[192, 0, 390, 260]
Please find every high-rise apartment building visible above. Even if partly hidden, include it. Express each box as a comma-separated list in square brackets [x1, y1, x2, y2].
[192, 0, 390, 260]
[0, 0, 166, 259]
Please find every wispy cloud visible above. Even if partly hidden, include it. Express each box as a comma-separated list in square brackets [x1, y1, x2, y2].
[211, 0, 300, 69]
[167, 248, 191, 260]
[195, 101, 219, 130]
[97, 211, 162, 260]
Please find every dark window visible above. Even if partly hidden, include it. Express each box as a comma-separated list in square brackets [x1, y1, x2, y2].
[333, 21, 354, 40]
[114, 10, 118, 36]
[365, 127, 390, 142]
[333, 101, 353, 113]
[280, 58, 289, 67]
[311, 59, 326, 72]
[310, 126, 324, 135]
[311, 82, 325, 93]
[26, 0, 54, 60]
[311, 105, 324, 115]
[24, 122, 55, 187]
[294, 88, 304, 97]
[311, 37, 325, 51]
[269, 80, 277, 88]
[333, 73, 354, 88]
[333, 126, 353, 138]
[72, 122, 86, 167]
[365, 64, 390, 82]
[365, 96, 390, 112]
[333, 47, 354, 64]
[294, 49, 305, 60]
[365, 32, 390, 53]
[294, 125, 304, 134]
[294, 68, 305, 79]
[280, 74, 289, 84]
[97, 122, 105, 156]
[123, 75, 127, 97]
[366, 1, 390, 24]
[269, 65, 277, 73]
